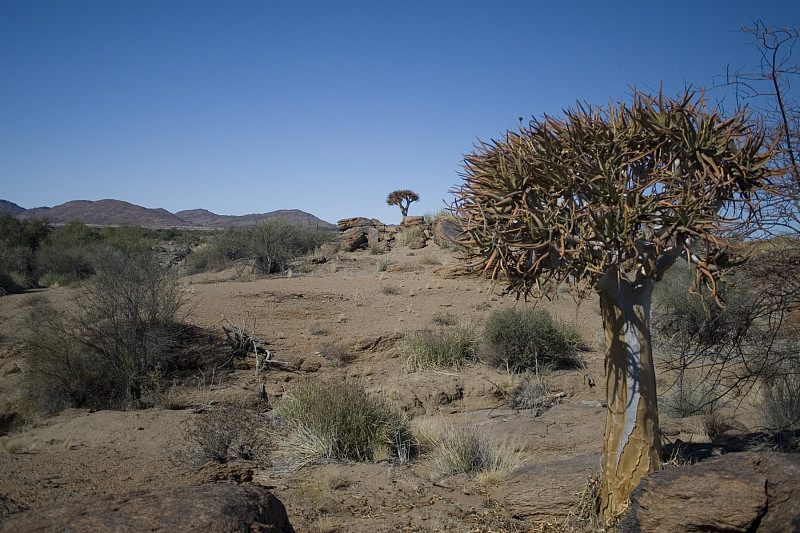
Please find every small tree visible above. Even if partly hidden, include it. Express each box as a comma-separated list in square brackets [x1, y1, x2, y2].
[387, 190, 420, 217]
[453, 89, 778, 521]
[717, 21, 799, 231]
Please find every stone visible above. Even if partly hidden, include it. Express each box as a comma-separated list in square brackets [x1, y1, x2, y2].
[319, 241, 340, 258]
[367, 226, 381, 246]
[408, 237, 427, 249]
[339, 228, 368, 252]
[401, 215, 425, 226]
[337, 217, 374, 231]
[0, 484, 295, 533]
[619, 451, 800, 533]
[0, 411, 22, 436]
[433, 217, 463, 246]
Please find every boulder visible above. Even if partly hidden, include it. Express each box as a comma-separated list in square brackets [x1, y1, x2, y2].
[408, 237, 427, 249]
[433, 217, 464, 246]
[319, 241, 340, 258]
[337, 217, 374, 231]
[0, 484, 295, 533]
[367, 226, 381, 247]
[619, 451, 800, 533]
[0, 411, 22, 436]
[339, 227, 368, 252]
[401, 215, 425, 226]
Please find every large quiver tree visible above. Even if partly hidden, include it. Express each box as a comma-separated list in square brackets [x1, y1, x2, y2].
[453, 90, 778, 521]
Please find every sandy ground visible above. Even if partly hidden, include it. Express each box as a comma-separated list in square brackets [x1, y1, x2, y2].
[0, 244, 651, 532]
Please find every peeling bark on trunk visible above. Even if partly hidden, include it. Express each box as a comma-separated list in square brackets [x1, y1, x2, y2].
[597, 274, 661, 522]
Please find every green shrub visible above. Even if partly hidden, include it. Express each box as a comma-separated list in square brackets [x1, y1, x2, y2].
[184, 220, 333, 275]
[483, 307, 583, 373]
[33, 221, 100, 286]
[0, 214, 50, 291]
[23, 303, 119, 413]
[400, 327, 478, 372]
[23, 247, 184, 411]
[276, 380, 414, 464]
[652, 260, 748, 347]
[0, 271, 24, 295]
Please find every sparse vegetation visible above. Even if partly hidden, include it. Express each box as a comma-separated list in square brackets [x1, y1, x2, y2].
[276, 380, 415, 464]
[484, 307, 584, 373]
[419, 422, 522, 483]
[394, 227, 424, 246]
[652, 260, 747, 348]
[659, 375, 719, 418]
[400, 327, 479, 372]
[22, 247, 185, 412]
[380, 284, 400, 295]
[317, 343, 350, 366]
[184, 403, 270, 467]
[759, 368, 800, 431]
[184, 219, 334, 275]
[508, 371, 559, 417]
[431, 310, 458, 326]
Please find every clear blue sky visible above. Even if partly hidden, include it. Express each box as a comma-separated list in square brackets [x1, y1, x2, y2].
[1, 1, 797, 224]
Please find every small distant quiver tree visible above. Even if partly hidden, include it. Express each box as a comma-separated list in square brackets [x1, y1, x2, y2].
[387, 189, 420, 217]
[453, 90, 778, 521]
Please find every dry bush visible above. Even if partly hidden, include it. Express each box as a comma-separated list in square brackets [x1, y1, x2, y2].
[380, 284, 400, 295]
[276, 380, 414, 465]
[317, 343, 350, 366]
[759, 368, 800, 431]
[419, 422, 523, 484]
[702, 412, 729, 442]
[400, 327, 478, 372]
[183, 403, 270, 467]
[431, 310, 458, 327]
[394, 228, 424, 246]
[659, 375, 718, 418]
[369, 243, 386, 255]
[509, 371, 560, 417]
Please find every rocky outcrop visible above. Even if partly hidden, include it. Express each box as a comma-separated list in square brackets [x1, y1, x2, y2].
[332, 216, 450, 252]
[0, 484, 295, 533]
[618, 451, 800, 533]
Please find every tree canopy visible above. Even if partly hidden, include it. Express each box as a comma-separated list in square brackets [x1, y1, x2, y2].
[386, 190, 420, 217]
[454, 90, 779, 300]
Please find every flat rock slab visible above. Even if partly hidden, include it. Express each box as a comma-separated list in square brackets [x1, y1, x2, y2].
[619, 451, 800, 533]
[0, 483, 294, 533]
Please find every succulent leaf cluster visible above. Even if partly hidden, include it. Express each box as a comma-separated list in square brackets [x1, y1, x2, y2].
[453, 90, 779, 299]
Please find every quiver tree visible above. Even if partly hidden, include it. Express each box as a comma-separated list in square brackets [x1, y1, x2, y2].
[453, 89, 778, 521]
[387, 189, 420, 217]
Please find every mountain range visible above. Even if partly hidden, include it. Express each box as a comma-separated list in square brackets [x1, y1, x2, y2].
[0, 199, 335, 229]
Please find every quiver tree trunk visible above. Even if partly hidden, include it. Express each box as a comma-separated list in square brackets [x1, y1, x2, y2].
[597, 274, 661, 521]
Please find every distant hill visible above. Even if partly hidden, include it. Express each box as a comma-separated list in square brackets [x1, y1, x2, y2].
[174, 208, 332, 228]
[0, 200, 25, 216]
[4, 199, 335, 229]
